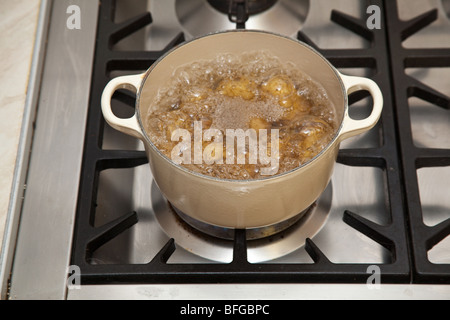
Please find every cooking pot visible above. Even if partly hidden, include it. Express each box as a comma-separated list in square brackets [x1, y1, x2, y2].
[101, 30, 383, 229]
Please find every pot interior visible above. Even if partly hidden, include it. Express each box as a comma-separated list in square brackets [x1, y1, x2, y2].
[138, 30, 346, 157]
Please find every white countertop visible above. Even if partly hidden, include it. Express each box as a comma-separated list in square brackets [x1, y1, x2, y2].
[0, 1, 41, 261]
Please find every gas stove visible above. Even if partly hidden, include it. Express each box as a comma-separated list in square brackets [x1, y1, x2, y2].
[4, 0, 450, 300]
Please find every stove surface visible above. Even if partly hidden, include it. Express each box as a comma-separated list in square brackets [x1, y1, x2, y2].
[70, 0, 409, 285]
[6, 0, 450, 300]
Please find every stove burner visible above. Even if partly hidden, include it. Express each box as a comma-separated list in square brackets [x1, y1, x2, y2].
[153, 182, 332, 263]
[69, 0, 417, 286]
[172, 204, 307, 241]
[208, 0, 279, 27]
[175, 0, 309, 39]
[208, 0, 278, 16]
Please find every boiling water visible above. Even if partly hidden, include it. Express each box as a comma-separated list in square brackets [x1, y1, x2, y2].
[145, 51, 338, 180]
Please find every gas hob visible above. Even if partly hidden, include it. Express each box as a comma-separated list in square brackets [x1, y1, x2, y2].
[4, 0, 450, 300]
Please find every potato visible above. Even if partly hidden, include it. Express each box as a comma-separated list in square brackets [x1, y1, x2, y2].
[185, 87, 213, 103]
[298, 118, 331, 150]
[279, 94, 310, 112]
[262, 75, 295, 98]
[262, 75, 310, 114]
[217, 77, 256, 100]
[163, 110, 190, 140]
[249, 118, 270, 131]
[201, 117, 212, 129]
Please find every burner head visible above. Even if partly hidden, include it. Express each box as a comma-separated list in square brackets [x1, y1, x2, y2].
[153, 182, 332, 263]
[207, 0, 278, 16]
[175, 0, 309, 40]
[172, 204, 307, 240]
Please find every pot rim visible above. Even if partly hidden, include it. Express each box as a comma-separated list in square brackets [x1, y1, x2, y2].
[135, 29, 347, 183]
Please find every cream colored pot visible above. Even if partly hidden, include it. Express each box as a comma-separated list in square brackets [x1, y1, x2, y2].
[101, 30, 383, 229]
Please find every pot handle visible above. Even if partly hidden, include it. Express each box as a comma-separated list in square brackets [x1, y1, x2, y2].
[338, 73, 383, 142]
[101, 74, 146, 140]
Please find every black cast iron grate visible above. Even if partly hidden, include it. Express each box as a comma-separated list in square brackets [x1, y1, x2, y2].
[71, 0, 412, 284]
[384, 1, 450, 284]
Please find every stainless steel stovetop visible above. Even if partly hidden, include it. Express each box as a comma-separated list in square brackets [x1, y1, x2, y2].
[2, 0, 450, 300]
